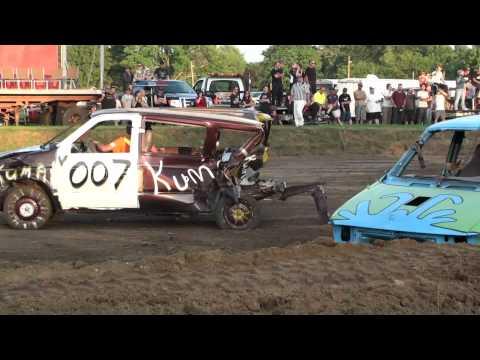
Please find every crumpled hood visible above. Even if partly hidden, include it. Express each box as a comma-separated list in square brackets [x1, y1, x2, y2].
[0, 145, 43, 161]
[331, 181, 480, 236]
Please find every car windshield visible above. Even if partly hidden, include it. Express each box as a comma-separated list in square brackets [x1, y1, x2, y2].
[40, 122, 84, 149]
[397, 130, 480, 181]
[164, 81, 196, 94]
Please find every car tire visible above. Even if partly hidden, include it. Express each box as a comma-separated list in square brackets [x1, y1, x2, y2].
[215, 194, 261, 230]
[3, 184, 53, 230]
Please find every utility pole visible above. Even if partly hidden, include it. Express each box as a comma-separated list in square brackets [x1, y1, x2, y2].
[190, 61, 195, 86]
[347, 56, 352, 78]
[99, 45, 105, 89]
[60, 45, 68, 89]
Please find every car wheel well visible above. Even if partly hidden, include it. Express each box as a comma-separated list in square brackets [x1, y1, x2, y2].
[2, 180, 59, 212]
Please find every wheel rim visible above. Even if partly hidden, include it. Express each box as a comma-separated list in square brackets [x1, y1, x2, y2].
[15, 197, 40, 220]
[225, 200, 253, 227]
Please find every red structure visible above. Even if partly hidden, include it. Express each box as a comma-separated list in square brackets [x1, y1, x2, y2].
[0, 45, 59, 75]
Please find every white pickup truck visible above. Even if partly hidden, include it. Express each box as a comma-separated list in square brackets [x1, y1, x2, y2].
[193, 74, 247, 106]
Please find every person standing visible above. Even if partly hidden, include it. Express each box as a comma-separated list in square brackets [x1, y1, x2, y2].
[391, 84, 406, 124]
[290, 76, 309, 127]
[431, 64, 445, 95]
[121, 86, 134, 108]
[230, 87, 241, 108]
[338, 88, 352, 125]
[353, 82, 367, 124]
[366, 87, 382, 125]
[122, 68, 133, 92]
[271, 61, 285, 108]
[433, 88, 448, 123]
[101, 87, 117, 110]
[134, 89, 149, 108]
[258, 85, 272, 115]
[381, 83, 393, 124]
[404, 88, 417, 125]
[416, 83, 430, 125]
[326, 88, 343, 126]
[454, 69, 469, 111]
[195, 91, 207, 107]
[305, 60, 317, 95]
[289, 63, 301, 90]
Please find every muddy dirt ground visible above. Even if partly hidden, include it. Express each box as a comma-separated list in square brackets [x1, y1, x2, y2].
[1, 155, 479, 314]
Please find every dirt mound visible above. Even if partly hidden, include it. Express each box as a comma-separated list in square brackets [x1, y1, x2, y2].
[1, 238, 480, 314]
[384, 142, 410, 157]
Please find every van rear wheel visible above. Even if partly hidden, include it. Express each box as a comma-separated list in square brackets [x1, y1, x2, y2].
[3, 184, 53, 230]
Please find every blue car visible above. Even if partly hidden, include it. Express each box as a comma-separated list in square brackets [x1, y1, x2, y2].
[330, 116, 480, 245]
[132, 80, 197, 108]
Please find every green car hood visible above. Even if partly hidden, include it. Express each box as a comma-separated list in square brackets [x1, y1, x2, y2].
[331, 181, 480, 236]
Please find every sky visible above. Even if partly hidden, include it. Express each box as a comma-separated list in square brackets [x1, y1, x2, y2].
[235, 45, 270, 63]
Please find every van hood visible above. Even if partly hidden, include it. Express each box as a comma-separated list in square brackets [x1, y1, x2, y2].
[0, 145, 43, 161]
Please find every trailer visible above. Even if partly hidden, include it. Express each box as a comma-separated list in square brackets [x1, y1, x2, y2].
[0, 88, 102, 126]
[0, 45, 102, 126]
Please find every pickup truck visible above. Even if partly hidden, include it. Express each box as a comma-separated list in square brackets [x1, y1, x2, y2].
[193, 74, 248, 106]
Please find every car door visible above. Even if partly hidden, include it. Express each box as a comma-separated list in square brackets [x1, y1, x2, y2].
[139, 123, 215, 212]
[52, 113, 141, 210]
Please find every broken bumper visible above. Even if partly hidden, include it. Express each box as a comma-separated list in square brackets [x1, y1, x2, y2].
[331, 225, 480, 245]
[252, 180, 329, 225]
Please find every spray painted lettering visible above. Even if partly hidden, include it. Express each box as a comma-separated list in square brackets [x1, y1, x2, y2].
[0, 164, 48, 184]
[145, 160, 215, 194]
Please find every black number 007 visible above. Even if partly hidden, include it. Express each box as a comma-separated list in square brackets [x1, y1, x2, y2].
[69, 160, 131, 189]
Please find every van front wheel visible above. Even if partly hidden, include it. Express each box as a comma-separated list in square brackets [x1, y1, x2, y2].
[3, 184, 53, 230]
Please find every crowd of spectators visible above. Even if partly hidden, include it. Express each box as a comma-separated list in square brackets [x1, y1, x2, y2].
[255, 61, 480, 127]
[101, 60, 480, 128]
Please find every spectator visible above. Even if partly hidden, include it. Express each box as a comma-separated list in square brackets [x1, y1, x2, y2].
[230, 87, 241, 108]
[134, 89, 149, 108]
[366, 87, 382, 125]
[391, 84, 406, 124]
[418, 71, 429, 88]
[338, 87, 352, 125]
[381, 83, 393, 124]
[115, 95, 122, 109]
[121, 86, 134, 108]
[466, 83, 476, 110]
[433, 87, 448, 123]
[326, 88, 343, 126]
[289, 63, 300, 90]
[405, 88, 416, 125]
[134, 64, 145, 81]
[305, 60, 317, 95]
[195, 91, 207, 107]
[416, 83, 430, 125]
[122, 68, 133, 92]
[309, 87, 327, 119]
[290, 76, 309, 127]
[271, 61, 285, 108]
[154, 89, 168, 107]
[431, 64, 446, 95]
[258, 85, 272, 114]
[353, 82, 367, 124]
[101, 87, 117, 110]
[454, 69, 469, 111]
[154, 61, 171, 80]
[241, 90, 256, 108]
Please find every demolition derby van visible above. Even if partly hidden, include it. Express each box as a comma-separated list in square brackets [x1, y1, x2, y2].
[331, 115, 480, 245]
[0, 108, 327, 230]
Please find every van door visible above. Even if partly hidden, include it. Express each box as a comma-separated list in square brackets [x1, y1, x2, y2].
[52, 114, 141, 210]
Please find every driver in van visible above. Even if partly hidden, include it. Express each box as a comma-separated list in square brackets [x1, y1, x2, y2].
[93, 124, 131, 153]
